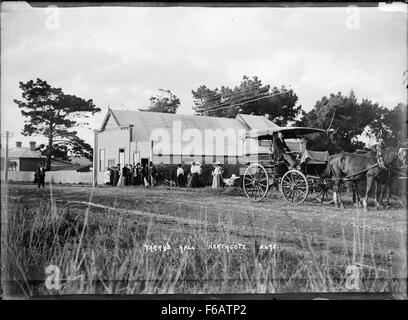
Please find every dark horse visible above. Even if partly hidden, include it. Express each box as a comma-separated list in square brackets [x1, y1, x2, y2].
[325, 147, 390, 210]
[363, 146, 402, 208]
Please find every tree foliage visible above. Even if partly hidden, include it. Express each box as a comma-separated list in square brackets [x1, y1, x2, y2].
[192, 76, 301, 126]
[14, 78, 101, 169]
[36, 144, 69, 161]
[296, 90, 403, 154]
[368, 103, 407, 146]
[140, 89, 180, 114]
[36, 137, 94, 161]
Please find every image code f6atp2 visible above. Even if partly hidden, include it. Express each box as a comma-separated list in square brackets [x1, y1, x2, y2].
[205, 305, 247, 315]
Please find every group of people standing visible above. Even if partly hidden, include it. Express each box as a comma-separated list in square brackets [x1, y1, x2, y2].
[34, 160, 238, 190]
[104, 162, 157, 187]
[104, 161, 239, 190]
[186, 161, 202, 188]
[175, 161, 202, 188]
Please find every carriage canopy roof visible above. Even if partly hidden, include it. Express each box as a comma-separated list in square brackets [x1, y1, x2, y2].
[245, 127, 326, 140]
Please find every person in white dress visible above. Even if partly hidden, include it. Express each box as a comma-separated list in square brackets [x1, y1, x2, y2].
[176, 164, 185, 187]
[212, 163, 222, 190]
[104, 167, 111, 185]
[195, 162, 202, 187]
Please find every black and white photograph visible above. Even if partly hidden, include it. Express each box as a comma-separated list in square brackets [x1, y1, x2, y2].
[1, 1, 407, 301]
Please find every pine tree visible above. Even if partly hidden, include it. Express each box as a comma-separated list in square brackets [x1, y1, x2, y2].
[14, 78, 101, 169]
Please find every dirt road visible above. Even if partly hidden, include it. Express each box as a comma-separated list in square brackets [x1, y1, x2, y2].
[4, 183, 406, 261]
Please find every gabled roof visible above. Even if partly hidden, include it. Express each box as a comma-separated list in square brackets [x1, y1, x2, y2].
[236, 113, 281, 130]
[101, 109, 251, 141]
[99, 109, 282, 156]
[100, 107, 120, 130]
[50, 158, 72, 171]
[53, 164, 91, 172]
[0, 147, 42, 158]
[100, 109, 280, 140]
[246, 127, 326, 140]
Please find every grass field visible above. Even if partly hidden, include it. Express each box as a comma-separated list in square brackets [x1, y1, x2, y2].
[1, 182, 407, 298]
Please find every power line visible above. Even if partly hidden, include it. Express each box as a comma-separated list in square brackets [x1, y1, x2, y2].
[198, 85, 286, 113]
[204, 90, 293, 114]
[193, 81, 269, 104]
[200, 53, 405, 115]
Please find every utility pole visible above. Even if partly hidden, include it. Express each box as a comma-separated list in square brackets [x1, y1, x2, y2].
[1, 130, 10, 298]
[93, 129, 99, 187]
[4, 131, 9, 182]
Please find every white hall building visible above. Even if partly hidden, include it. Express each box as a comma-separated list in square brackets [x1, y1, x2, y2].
[93, 109, 303, 185]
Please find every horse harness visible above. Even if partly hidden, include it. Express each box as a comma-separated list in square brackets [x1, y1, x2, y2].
[329, 152, 387, 183]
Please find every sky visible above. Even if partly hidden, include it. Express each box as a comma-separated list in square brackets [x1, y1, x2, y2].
[1, 2, 407, 148]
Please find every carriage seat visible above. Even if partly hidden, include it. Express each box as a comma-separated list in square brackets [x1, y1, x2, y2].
[300, 150, 329, 165]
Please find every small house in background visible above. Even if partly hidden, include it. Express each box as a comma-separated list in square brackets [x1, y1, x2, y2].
[0, 141, 93, 173]
[0, 141, 93, 184]
[0, 141, 42, 171]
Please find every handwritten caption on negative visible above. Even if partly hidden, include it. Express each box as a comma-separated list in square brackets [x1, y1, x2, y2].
[143, 242, 278, 253]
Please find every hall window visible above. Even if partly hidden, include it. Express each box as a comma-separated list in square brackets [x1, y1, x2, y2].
[99, 149, 105, 171]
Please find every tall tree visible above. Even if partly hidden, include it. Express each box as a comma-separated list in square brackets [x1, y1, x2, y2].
[192, 75, 301, 125]
[14, 78, 101, 170]
[369, 103, 407, 146]
[140, 89, 180, 113]
[297, 91, 383, 153]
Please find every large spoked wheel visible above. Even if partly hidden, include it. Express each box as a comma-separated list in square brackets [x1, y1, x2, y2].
[280, 170, 309, 204]
[243, 163, 269, 202]
[308, 178, 334, 204]
[317, 184, 334, 204]
[315, 183, 334, 204]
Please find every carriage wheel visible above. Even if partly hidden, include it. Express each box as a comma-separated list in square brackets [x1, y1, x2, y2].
[280, 170, 309, 204]
[315, 186, 334, 204]
[309, 178, 334, 204]
[243, 163, 269, 202]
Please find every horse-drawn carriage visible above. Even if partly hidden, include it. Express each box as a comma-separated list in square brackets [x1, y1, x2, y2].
[242, 127, 334, 204]
[242, 125, 408, 209]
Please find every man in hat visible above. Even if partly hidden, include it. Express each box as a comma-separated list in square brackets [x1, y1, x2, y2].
[114, 165, 120, 186]
[109, 166, 114, 186]
[195, 162, 202, 187]
[36, 163, 46, 188]
[127, 164, 133, 186]
[149, 162, 157, 187]
[136, 163, 142, 185]
[188, 161, 196, 188]
[176, 164, 185, 187]
[273, 131, 297, 169]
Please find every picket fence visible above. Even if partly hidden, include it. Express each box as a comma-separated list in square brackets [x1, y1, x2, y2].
[1, 170, 93, 184]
